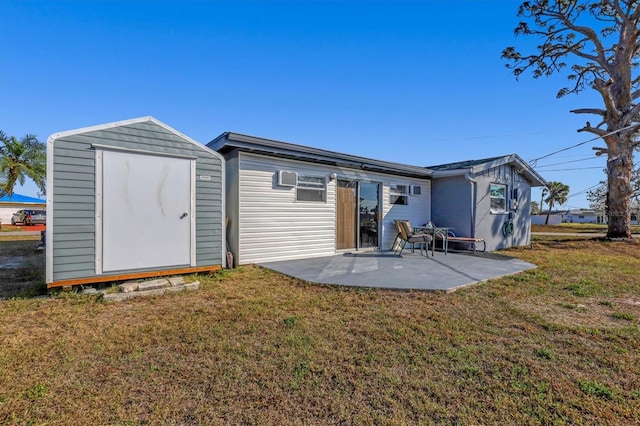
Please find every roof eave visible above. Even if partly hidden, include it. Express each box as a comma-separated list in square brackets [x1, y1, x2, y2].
[209, 132, 433, 179]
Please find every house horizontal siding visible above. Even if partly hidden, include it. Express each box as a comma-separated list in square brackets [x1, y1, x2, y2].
[234, 152, 431, 264]
[380, 178, 431, 251]
[237, 153, 336, 264]
[49, 119, 224, 284]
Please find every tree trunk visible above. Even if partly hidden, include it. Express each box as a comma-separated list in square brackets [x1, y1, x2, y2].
[545, 200, 553, 225]
[606, 137, 634, 238]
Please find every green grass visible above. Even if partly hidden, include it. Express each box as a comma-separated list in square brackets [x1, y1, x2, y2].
[0, 238, 639, 424]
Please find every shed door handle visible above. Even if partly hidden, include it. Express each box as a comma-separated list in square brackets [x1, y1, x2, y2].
[180, 212, 188, 219]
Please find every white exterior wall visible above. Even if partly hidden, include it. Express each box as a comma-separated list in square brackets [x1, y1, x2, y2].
[236, 152, 431, 264]
[531, 215, 562, 225]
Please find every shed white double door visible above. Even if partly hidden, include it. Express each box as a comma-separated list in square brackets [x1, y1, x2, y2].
[97, 148, 195, 273]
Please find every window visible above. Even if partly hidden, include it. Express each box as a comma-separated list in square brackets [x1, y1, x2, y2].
[489, 183, 507, 212]
[296, 175, 326, 202]
[390, 184, 408, 205]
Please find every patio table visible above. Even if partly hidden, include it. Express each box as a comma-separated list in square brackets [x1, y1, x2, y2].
[413, 225, 454, 255]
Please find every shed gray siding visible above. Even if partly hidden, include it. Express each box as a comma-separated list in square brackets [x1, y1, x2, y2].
[48, 118, 224, 284]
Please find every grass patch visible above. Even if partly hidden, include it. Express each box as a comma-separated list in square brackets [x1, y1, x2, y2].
[578, 380, 615, 400]
[0, 239, 639, 424]
[611, 311, 637, 321]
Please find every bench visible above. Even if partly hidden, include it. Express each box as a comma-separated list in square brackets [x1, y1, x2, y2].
[446, 237, 486, 254]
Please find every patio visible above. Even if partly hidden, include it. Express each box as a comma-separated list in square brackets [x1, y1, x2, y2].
[260, 250, 536, 292]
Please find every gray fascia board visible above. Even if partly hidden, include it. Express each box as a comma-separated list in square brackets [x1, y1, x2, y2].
[209, 132, 433, 179]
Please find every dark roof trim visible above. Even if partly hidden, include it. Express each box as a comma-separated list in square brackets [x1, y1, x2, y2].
[208, 132, 433, 179]
[429, 154, 546, 187]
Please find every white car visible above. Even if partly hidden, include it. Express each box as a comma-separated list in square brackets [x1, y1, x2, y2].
[11, 209, 46, 225]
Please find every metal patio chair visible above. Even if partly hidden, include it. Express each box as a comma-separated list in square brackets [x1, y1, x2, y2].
[394, 220, 433, 257]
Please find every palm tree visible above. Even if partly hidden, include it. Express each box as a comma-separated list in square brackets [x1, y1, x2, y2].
[544, 181, 570, 225]
[0, 131, 46, 198]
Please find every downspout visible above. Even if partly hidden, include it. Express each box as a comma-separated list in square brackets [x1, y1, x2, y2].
[465, 173, 477, 237]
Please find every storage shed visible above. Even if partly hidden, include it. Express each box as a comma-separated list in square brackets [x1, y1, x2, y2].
[46, 117, 225, 289]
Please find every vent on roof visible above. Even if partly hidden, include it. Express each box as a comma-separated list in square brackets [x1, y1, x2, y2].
[278, 170, 297, 187]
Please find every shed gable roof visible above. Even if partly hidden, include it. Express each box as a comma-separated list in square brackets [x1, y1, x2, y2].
[428, 154, 546, 187]
[208, 132, 433, 179]
[48, 116, 222, 159]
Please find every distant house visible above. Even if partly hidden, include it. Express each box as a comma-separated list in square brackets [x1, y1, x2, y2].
[564, 209, 598, 224]
[594, 209, 639, 225]
[0, 193, 46, 225]
[428, 155, 546, 252]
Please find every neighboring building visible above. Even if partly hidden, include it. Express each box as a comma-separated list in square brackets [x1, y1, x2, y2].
[208, 132, 433, 265]
[564, 209, 598, 223]
[594, 209, 639, 225]
[0, 193, 46, 225]
[428, 155, 546, 252]
[46, 117, 226, 289]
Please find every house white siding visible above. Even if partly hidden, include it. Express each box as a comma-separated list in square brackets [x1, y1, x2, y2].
[234, 152, 431, 264]
[237, 153, 336, 264]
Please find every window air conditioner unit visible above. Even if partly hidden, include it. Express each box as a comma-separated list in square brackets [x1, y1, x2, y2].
[410, 185, 422, 195]
[278, 170, 297, 187]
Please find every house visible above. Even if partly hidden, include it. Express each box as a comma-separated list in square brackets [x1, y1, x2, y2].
[208, 132, 433, 265]
[594, 209, 639, 225]
[46, 117, 226, 289]
[209, 134, 545, 264]
[0, 193, 46, 226]
[564, 209, 598, 223]
[427, 155, 546, 252]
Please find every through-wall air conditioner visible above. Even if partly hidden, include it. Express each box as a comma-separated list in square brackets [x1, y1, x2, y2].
[410, 185, 422, 195]
[278, 170, 297, 187]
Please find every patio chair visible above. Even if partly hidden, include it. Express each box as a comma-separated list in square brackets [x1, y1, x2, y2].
[394, 220, 433, 257]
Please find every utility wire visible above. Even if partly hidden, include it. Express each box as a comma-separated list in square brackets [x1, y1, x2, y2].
[534, 166, 604, 171]
[567, 183, 603, 199]
[528, 123, 640, 166]
[534, 156, 601, 168]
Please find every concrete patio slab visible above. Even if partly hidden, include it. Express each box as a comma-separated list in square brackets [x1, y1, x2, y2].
[260, 250, 536, 292]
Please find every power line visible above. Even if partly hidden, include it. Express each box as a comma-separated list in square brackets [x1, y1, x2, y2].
[534, 166, 604, 171]
[534, 156, 601, 168]
[567, 182, 603, 199]
[528, 123, 640, 165]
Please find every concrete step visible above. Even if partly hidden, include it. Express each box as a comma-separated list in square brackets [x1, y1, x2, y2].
[104, 280, 199, 302]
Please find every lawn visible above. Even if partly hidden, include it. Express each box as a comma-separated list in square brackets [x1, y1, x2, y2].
[532, 222, 640, 234]
[0, 237, 639, 424]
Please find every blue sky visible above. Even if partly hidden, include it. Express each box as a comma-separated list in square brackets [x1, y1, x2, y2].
[2, 0, 610, 208]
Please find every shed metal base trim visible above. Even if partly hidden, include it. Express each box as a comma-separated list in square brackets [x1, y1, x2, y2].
[47, 265, 222, 289]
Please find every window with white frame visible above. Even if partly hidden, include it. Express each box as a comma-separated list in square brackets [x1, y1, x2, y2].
[490, 183, 507, 212]
[389, 184, 408, 205]
[296, 175, 326, 202]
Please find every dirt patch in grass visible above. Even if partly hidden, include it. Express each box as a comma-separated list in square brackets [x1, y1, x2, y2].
[0, 237, 46, 298]
[0, 239, 639, 424]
